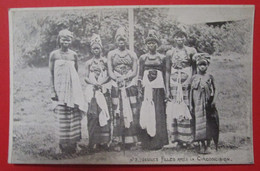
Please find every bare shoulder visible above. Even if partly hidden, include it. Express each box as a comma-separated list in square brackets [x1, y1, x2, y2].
[107, 49, 116, 57]
[165, 51, 173, 61]
[191, 74, 199, 80]
[49, 49, 59, 60]
[128, 50, 138, 59]
[158, 53, 166, 60]
[186, 46, 197, 54]
[208, 74, 215, 81]
[85, 58, 93, 66]
[69, 49, 78, 57]
[68, 49, 77, 55]
[50, 49, 60, 55]
[139, 54, 147, 61]
[166, 48, 173, 57]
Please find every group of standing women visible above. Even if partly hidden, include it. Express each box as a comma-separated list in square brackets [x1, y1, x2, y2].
[49, 27, 217, 155]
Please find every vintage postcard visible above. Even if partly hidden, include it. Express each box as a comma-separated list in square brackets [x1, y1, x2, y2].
[8, 5, 254, 164]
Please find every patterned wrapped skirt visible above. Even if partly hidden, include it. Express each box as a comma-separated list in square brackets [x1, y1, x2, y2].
[54, 105, 81, 152]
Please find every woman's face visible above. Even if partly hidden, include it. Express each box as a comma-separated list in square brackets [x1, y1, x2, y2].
[117, 39, 126, 49]
[59, 37, 72, 48]
[146, 40, 157, 52]
[91, 45, 101, 56]
[197, 63, 208, 73]
[174, 36, 185, 46]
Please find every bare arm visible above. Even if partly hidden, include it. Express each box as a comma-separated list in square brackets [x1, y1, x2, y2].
[99, 62, 110, 85]
[49, 52, 55, 91]
[138, 55, 145, 81]
[49, 52, 57, 99]
[99, 76, 110, 85]
[107, 52, 117, 81]
[96, 58, 110, 85]
[190, 47, 197, 75]
[210, 75, 217, 105]
[137, 55, 145, 95]
[165, 52, 172, 99]
[74, 53, 79, 72]
[189, 75, 195, 113]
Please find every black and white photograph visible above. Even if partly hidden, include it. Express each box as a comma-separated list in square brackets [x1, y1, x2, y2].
[8, 5, 254, 164]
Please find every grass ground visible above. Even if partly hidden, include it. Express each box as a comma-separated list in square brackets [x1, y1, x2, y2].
[10, 52, 253, 164]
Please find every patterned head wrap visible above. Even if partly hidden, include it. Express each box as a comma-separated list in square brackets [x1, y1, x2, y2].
[167, 30, 187, 43]
[194, 53, 211, 65]
[115, 27, 128, 42]
[145, 29, 160, 45]
[58, 29, 73, 39]
[173, 30, 187, 39]
[90, 33, 102, 48]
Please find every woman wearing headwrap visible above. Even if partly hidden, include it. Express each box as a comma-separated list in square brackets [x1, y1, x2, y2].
[85, 34, 111, 152]
[190, 53, 217, 154]
[165, 30, 197, 147]
[138, 30, 168, 150]
[107, 27, 139, 151]
[49, 29, 87, 153]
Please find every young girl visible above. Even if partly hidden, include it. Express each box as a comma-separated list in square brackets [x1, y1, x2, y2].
[165, 31, 197, 147]
[138, 30, 168, 150]
[107, 27, 139, 151]
[190, 53, 216, 154]
[85, 34, 111, 152]
[49, 29, 87, 154]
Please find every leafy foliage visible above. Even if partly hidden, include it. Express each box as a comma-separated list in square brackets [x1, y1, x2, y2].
[12, 8, 253, 68]
[186, 20, 253, 55]
[134, 8, 252, 56]
[13, 9, 128, 67]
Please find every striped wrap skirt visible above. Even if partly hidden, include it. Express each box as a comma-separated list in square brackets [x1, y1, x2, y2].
[168, 68, 193, 144]
[168, 118, 193, 143]
[54, 105, 81, 151]
[87, 92, 111, 147]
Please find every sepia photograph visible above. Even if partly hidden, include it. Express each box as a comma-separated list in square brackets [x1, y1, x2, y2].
[8, 5, 254, 164]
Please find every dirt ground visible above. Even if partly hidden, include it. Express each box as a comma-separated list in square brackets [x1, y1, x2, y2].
[9, 52, 253, 164]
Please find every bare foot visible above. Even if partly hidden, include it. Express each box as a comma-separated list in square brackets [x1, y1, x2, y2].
[55, 146, 62, 154]
[76, 144, 83, 153]
[163, 142, 178, 148]
[114, 146, 121, 152]
[198, 147, 205, 154]
[204, 147, 211, 154]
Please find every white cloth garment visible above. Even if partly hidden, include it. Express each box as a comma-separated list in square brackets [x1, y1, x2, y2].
[54, 59, 87, 112]
[166, 70, 192, 120]
[96, 90, 110, 127]
[140, 70, 165, 137]
[120, 86, 133, 128]
[111, 71, 135, 128]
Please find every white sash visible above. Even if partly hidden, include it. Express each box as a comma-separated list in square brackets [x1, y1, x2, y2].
[85, 72, 110, 127]
[166, 70, 192, 120]
[111, 71, 135, 128]
[140, 70, 165, 137]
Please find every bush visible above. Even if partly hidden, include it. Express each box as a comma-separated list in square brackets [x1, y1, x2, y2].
[12, 9, 253, 68]
[13, 9, 128, 67]
[186, 19, 253, 54]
